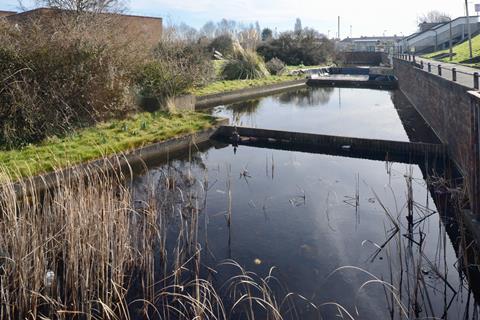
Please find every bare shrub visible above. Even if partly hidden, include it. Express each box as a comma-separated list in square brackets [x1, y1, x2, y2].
[0, 13, 147, 148]
[266, 57, 286, 75]
[136, 40, 214, 106]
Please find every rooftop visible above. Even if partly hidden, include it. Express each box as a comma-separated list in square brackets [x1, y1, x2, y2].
[6, 7, 162, 21]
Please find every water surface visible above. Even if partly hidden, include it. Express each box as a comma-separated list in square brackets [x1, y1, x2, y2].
[212, 87, 438, 143]
[132, 141, 476, 319]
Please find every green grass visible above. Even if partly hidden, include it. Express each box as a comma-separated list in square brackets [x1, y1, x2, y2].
[191, 74, 302, 96]
[213, 59, 227, 77]
[0, 112, 217, 178]
[423, 34, 480, 67]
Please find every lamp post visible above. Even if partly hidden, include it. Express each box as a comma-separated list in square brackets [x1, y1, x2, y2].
[449, 18, 453, 61]
[466, 0, 473, 59]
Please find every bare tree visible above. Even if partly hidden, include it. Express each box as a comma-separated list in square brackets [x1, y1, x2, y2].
[200, 21, 216, 38]
[216, 18, 237, 37]
[417, 10, 451, 24]
[172, 22, 199, 42]
[34, 0, 126, 12]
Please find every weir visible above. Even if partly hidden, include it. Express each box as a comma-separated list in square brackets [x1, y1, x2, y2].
[306, 66, 398, 89]
[214, 125, 446, 165]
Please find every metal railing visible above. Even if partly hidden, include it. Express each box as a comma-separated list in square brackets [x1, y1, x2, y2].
[393, 53, 480, 89]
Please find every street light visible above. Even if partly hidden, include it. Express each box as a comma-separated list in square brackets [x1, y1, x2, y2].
[466, 0, 473, 59]
[449, 18, 453, 61]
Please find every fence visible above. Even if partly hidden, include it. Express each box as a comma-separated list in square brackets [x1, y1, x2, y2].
[393, 53, 480, 89]
[393, 56, 480, 218]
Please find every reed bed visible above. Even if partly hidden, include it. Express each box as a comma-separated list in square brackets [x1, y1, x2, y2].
[0, 157, 306, 320]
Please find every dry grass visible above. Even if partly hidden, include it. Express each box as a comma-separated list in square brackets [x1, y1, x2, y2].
[0, 156, 309, 319]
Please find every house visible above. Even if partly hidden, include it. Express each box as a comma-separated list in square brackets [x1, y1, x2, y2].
[400, 16, 480, 54]
[4, 8, 162, 48]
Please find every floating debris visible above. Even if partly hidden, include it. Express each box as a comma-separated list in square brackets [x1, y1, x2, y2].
[44, 270, 55, 288]
[254, 258, 262, 265]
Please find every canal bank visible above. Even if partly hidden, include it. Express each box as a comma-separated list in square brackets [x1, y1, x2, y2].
[4, 78, 479, 319]
[393, 57, 480, 218]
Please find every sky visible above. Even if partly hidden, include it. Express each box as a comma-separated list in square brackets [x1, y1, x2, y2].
[0, 0, 474, 38]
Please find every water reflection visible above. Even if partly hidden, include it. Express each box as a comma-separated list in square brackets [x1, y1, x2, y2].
[275, 87, 334, 107]
[212, 87, 432, 142]
[130, 142, 479, 319]
[224, 99, 261, 124]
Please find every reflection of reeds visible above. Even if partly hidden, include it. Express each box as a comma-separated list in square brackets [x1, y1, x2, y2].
[0, 157, 314, 319]
[353, 165, 479, 319]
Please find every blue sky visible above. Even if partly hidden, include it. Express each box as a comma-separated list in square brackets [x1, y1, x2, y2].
[0, 0, 472, 37]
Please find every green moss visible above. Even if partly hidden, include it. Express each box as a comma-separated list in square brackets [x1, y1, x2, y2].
[423, 34, 480, 67]
[191, 74, 302, 96]
[0, 112, 217, 178]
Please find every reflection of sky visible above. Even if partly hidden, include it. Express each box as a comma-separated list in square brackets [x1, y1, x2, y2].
[213, 87, 410, 141]
[133, 144, 464, 319]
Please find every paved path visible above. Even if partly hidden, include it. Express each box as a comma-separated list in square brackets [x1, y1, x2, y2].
[414, 57, 479, 89]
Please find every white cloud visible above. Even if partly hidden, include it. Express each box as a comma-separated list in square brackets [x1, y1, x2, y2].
[1, 0, 470, 36]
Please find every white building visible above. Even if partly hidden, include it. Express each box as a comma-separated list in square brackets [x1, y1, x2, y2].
[400, 16, 480, 54]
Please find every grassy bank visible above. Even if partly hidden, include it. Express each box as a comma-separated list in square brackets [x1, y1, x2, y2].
[423, 34, 480, 66]
[1, 112, 216, 179]
[192, 74, 302, 96]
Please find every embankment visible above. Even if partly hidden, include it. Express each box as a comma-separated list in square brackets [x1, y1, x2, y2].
[393, 57, 480, 221]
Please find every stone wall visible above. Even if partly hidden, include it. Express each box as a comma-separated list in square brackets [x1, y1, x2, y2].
[393, 58, 479, 214]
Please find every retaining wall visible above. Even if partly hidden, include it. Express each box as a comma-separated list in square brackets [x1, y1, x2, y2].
[14, 119, 228, 197]
[393, 57, 480, 216]
[338, 52, 390, 66]
[195, 79, 307, 109]
[215, 125, 446, 164]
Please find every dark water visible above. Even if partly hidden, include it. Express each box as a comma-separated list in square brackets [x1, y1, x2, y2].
[212, 87, 439, 143]
[129, 88, 477, 319]
[131, 141, 478, 319]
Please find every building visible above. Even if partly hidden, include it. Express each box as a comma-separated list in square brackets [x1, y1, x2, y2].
[0, 10, 16, 17]
[400, 16, 480, 54]
[4, 8, 162, 48]
[338, 36, 399, 53]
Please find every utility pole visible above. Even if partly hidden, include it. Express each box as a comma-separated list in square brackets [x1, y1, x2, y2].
[449, 18, 453, 61]
[466, 0, 473, 59]
[338, 16, 341, 40]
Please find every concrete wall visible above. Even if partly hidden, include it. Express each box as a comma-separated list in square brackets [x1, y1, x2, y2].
[393, 58, 479, 214]
[338, 52, 390, 66]
[195, 79, 307, 109]
[15, 121, 228, 198]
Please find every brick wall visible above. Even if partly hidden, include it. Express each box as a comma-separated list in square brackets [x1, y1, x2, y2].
[393, 58, 478, 213]
[0, 10, 16, 17]
[6, 8, 162, 48]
